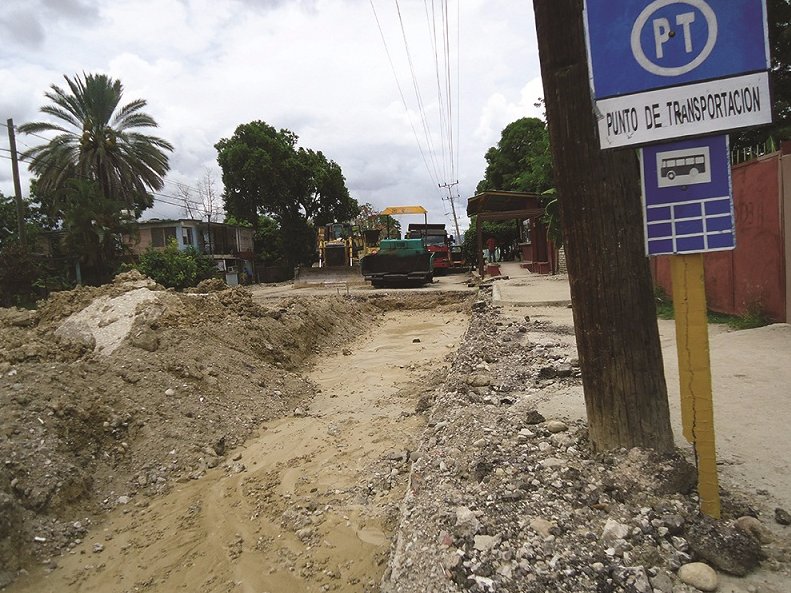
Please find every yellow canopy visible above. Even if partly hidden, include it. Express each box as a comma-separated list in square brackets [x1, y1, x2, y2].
[381, 205, 427, 215]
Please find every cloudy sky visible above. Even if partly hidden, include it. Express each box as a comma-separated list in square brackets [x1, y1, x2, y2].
[0, 0, 543, 237]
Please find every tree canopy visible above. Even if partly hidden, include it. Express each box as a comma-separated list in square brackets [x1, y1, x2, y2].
[468, 117, 557, 259]
[354, 203, 401, 238]
[476, 117, 553, 194]
[215, 121, 359, 228]
[215, 121, 359, 268]
[19, 72, 173, 213]
[733, 0, 791, 148]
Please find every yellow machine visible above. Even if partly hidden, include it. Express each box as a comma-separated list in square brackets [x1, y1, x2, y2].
[317, 223, 355, 267]
[361, 228, 381, 257]
[294, 223, 365, 287]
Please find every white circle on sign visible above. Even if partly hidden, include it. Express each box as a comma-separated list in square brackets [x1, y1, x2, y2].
[630, 0, 718, 77]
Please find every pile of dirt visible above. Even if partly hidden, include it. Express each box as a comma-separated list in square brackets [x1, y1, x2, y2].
[0, 274, 389, 584]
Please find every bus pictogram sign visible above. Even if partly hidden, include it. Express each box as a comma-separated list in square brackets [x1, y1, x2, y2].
[640, 135, 734, 256]
[657, 146, 711, 187]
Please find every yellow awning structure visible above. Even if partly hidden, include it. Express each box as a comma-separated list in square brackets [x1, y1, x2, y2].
[381, 205, 427, 215]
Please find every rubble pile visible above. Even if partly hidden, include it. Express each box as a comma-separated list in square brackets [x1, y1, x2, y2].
[383, 293, 791, 593]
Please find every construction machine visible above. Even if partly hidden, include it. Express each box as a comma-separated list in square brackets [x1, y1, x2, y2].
[293, 223, 365, 287]
[406, 223, 451, 274]
[361, 228, 382, 257]
[360, 206, 435, 288]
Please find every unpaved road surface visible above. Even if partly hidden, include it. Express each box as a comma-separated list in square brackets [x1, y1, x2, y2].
[4, 271, 791, 593]
[8, 308, 467, 593]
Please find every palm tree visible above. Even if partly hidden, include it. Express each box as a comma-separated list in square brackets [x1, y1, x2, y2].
[19, 72, 173, 213]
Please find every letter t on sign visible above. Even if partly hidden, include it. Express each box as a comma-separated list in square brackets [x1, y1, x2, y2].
[676, 12, 696, 53]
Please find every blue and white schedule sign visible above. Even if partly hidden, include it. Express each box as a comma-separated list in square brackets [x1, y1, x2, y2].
[641, 135, 734, 255]
[584, 0, 771, 148]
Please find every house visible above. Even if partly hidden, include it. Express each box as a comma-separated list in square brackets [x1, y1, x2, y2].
[125, 219, 255, 283]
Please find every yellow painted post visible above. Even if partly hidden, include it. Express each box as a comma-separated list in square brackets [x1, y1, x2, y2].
[670, 253, 720, 518]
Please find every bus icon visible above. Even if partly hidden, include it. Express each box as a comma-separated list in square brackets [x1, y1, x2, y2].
[656, 146, 712, 188]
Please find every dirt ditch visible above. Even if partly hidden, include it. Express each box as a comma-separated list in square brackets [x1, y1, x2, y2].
[0, 273, 471, 591]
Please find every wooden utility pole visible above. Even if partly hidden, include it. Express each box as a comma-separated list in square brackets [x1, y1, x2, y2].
[533, 0, 674, 451]
[6, 118, 26, 248]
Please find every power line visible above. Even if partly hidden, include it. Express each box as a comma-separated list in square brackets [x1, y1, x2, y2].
[7, 124, 204, 197]
[371, 1, 461, 204]
[370, 1, 443, 195]
[0, 154, 204, 210]
[394, 0, 444, 184]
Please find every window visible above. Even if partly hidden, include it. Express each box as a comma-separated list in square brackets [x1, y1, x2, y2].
[151, 226, 177, 247]
[182, 227, 193, 246]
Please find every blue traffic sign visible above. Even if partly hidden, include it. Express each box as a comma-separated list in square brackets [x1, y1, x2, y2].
[641, 134, 734, 255]
[585, 0, 770, 99]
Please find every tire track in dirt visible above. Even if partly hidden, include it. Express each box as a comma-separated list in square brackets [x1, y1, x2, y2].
[9, 308, 468, 593]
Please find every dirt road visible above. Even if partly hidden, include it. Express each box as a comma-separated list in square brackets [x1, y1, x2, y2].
[8, 308, 468, 593]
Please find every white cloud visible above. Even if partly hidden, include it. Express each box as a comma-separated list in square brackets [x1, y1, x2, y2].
[0, 0, 542, 232]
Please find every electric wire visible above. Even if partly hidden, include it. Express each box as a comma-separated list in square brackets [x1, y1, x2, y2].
[371, 0, 460, 207]
[369, 0, 443, 194]
[4, 125, 205, 209]
[394, 0, 440, 187]
[0, 151, 203, 213]
[393, 0, 444, 187]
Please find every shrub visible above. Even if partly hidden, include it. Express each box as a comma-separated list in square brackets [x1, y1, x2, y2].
[0, 242, 40, 307]
[137, 240, 217, 290]
[729, 303, 771, 330]
[189, 247, 220, 283]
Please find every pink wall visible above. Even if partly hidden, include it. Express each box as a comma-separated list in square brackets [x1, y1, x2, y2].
[652, 149, 787, 322]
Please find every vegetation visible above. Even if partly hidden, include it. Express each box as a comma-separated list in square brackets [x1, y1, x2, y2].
[136, 240, 218, 290]
[354, 203, 401, 239]
[461, 218, 521, 265]
[654, 288, 674, 320]
[655, 289, 772, 330]
[476, 117, 553, 195]
[215, 121, 359, 269]
[0, 242, 41, 307]
[465, 117, 557, 262]
[731, 0, 791, 150]
[5, 73, 174, 291]
[19, 72, 173, 214]
[57, 180, 137, 283]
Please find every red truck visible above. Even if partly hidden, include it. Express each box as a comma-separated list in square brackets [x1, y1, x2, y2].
[407, 223, 452, 274]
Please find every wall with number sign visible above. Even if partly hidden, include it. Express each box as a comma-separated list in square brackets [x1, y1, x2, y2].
[652, 143, 790, 322]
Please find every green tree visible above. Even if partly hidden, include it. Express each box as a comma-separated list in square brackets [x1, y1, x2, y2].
[253, 216, 286, 266]
[733, 0, 791, 149]
[293, 148, 359, 226]
[19, 72, 173, 213]
[0, 242, 40, 307]
[461, 217, 521, 264]
[0, 191, 54, 251]
[215, 122, 302, 228]
[354, 203, 401, 238]
[215, 121, 359, 268]
[476, 117, 553, 194]
[59, 180, 136, 284]
[0, 192, 19, 247]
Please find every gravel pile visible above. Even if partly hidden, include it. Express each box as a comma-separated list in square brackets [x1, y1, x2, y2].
[382, 290, 791, 593]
